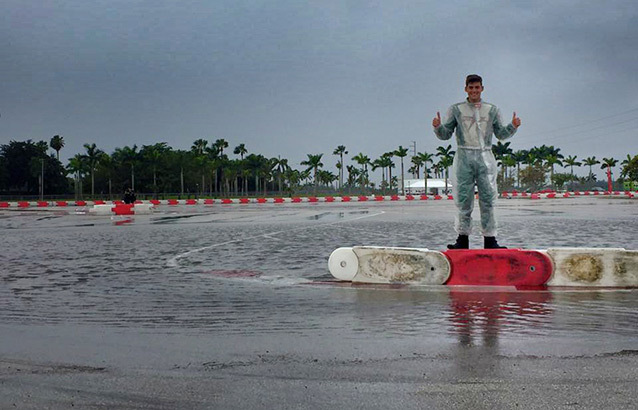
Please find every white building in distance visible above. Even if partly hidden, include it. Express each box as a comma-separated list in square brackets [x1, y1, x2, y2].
[404, 178, 452, 195]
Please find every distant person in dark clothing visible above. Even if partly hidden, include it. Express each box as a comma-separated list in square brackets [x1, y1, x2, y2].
[123, 188, 136, 204]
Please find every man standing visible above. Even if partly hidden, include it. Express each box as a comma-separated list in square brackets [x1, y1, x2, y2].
[432, 74, 520, 249]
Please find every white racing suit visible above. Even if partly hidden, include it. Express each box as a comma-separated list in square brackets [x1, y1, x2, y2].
[434, 99, 517, 237]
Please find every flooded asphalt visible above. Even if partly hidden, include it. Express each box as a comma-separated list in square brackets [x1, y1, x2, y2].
[1, 198, 637, 409]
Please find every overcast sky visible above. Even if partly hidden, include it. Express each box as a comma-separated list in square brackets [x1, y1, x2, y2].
[2, 0, 637, 180]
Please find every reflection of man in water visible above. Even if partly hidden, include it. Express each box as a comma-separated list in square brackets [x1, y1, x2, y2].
[448, 291, 553, 377]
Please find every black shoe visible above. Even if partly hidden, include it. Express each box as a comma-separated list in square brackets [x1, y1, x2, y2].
[447, 235, 469, 249]
[484, 236, 507, 249]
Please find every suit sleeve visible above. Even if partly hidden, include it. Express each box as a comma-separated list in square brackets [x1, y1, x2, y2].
[492, 107, 517, 140]
[434, 106, 456, 141]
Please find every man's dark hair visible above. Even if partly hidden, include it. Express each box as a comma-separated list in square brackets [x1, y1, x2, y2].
[465, 74, 483, 86]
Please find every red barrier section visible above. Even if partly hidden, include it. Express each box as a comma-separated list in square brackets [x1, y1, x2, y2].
[150, 199, 161, 205]
[563, 193, 570, 198]
[56, 201, 68, 207]
[447, 195, 454, 200]
[358, 196, 368, 201]
[93, 200, 105, 205]
[18, 202, 29, 208]
[531, 194, 540, 199]
[420, 195, 429, 200]
[75, 200, 87, 206]
[374, 196, 383, 201]
[405, 195, 414, 200]
[113, 204, 134, 215]
[203, 198, 214, 204]
[168, 199, 179, 205]
[341, 196, 351, 202]
[521, 192, 528, 197]
[221, 199, 233, 204]
[0, 202, 9, 208]
[391, 195, 399, 201]
[239, 198, 250, 204]
[434, 195, 442, 200]
[37, 201, 48, 207]
[325, 196, 335, 202]
[292, 197, 302, 203]
[185, 199, 197, 205]
[308, 197, 319, 202]
[444, 249, 553, 286]
[547, 193, 556, 198]
[257, 198, 267, 203]
[274, 198, 284, 203]
[113, 200, 124, 205]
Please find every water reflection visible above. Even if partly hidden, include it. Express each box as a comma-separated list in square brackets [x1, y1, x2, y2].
[448, 289, 554, 347]
[445, 289, 553, 381]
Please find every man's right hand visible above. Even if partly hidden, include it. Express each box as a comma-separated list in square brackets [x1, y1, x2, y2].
[432, 111, 441, 128]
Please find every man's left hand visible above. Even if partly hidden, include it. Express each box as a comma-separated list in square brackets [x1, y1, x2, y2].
[512, 112, 521, 128]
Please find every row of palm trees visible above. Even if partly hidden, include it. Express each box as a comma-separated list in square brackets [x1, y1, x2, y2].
[491, 141, 631, 191]
[47, 135, 633, 198]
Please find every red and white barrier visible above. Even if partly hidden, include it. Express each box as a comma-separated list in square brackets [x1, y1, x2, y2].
[2, 191, 636, 210]
[88, 203, 154, 215]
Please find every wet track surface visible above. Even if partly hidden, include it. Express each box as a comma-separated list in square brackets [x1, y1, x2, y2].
[1, 198, 638, 408]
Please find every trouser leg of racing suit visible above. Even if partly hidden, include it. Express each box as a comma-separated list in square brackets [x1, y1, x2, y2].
[452, 149, 477, 236]
[476, 150, 499, 237]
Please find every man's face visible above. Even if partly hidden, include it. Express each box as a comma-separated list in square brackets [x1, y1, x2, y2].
[465, 81, 484, 103]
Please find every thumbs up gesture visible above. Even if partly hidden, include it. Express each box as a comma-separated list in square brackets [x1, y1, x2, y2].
[432, 111, 441, 128]
[512, 112, 521, 128]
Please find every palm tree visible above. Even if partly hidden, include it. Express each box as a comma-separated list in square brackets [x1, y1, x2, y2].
[112, 145, 139, 191]
[438, 156, 454, 194]
[352, 153, 370, 194]
[97, 152, 115, 199]
[621, 154, 633, 168]
[512, 150, 528, 189]
[501, 155, 517, 190]
[436, 145, 455, 193]
[67, 154, 87, 200]
[301, 154, 324, 194]
[214, 139, 229, 156]
[492, 141, 513, 183]
[142, 142, 170, 196]
[272, 156, 290, 194]
[333, 145, 348, 191]
[601, 157, 618, 189]
[583, 156, 600, 182]
[83, 143, 104, 196]
[372, 155, 393, 194]
[563, 155, 581, 191]
[411, 156, 423, 178]
[346, 165, 359, 194]
[50, 135, 65, 161]
[545, 155, 563, 189]
[211, 140, 228, 195]
[234, 143, 248, 160]
[394, 146, 409, 195]
[417, 152, 434, 194]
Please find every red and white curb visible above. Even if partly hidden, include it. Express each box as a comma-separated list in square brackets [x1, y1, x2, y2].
[0, 191, 635, 212]
[501, 190, 636, 199]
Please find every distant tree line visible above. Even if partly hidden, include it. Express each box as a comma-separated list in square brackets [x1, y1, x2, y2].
[0, 135, 636, 199]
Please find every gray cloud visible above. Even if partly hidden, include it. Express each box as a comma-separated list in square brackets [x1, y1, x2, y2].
[2, 0, 637, 180]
